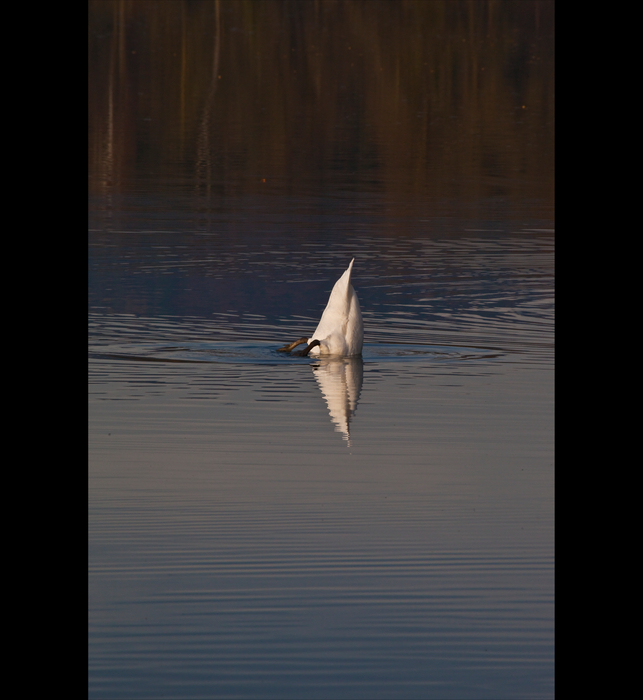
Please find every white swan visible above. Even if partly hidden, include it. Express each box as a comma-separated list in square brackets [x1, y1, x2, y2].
[278, 258, 363, 357]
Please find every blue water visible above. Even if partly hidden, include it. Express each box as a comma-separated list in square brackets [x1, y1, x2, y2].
[89, 219, 553, 699]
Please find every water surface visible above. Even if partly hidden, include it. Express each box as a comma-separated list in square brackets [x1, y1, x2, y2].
[89, 229, 553, 699]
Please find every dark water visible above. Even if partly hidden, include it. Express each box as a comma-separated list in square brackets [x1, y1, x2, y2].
[89, 3, 554, 698]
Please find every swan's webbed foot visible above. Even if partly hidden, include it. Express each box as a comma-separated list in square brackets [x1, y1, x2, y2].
[295, 339, 321, 357]
[277, 337, 309, 353]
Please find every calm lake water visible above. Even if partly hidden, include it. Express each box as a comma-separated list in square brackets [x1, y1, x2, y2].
[89, 2, 554, 698]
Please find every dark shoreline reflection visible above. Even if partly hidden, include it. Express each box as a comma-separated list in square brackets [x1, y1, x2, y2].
[311, 356, 364, 446]
[88, 0, 554, 224]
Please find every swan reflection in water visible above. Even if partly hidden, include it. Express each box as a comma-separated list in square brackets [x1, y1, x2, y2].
[311, 356, 363, 446]
[278, 259, 364, 444]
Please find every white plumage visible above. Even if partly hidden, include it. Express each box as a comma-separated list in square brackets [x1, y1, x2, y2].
[278, 258, 363, 357]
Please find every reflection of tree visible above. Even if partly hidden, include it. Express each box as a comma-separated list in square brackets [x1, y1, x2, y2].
[88, 1, 554, 211]
[312, 357, 363, 447]
[195, 0, 221, 199]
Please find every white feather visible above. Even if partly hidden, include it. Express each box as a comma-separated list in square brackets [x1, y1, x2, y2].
[307, 258, 363, 356]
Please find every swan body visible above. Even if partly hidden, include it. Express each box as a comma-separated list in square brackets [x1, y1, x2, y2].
[278, 258, 363, 357]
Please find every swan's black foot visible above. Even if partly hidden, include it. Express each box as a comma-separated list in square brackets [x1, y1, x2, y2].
[297, 339, 321, 357]
[280, 338, 321, 356]
[277, 337, 309, 353]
